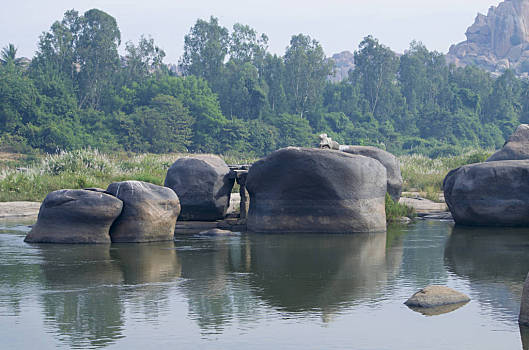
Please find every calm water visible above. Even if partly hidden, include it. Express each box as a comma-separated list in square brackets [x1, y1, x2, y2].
[1, 219, 529, 349]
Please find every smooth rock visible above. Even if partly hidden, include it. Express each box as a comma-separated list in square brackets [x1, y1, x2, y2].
[246, 147, 387, 233]
[487, 124, 529, 161]
[405, 285, 470, 308]
[444, 160, 529, 226]
[519, 272, 529, 325]
[107, 181, 180, 243]
[340, 145, 403, 202]
[24, 189, 123, 244]
[198, 228, 239, 236]
[164, 155, 234, 221]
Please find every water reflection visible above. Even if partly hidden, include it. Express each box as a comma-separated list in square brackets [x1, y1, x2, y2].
[37, 245, 124, 348]
[445, 226, 529, 321]
[36, 241, 182, 348]
[247, 232, 402, 316]
[176, 235, 260, 333]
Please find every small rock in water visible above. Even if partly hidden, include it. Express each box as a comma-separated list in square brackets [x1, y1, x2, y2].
[198, 228, 239, 236]
[405, 285, 470, 309]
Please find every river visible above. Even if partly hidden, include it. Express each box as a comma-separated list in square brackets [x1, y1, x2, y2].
[0, 219, 527, 349]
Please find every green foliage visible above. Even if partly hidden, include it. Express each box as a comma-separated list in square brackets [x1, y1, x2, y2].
[2, 10, 529, 159]
[385, 193, 415, 222]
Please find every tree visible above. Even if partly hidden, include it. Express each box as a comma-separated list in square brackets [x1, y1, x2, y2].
[179, 16, 229, 91]
[76, 9, 121, 109]
[229, 23, 268, 70]
[284, 34, 333, 118]
[118, 94, 194, 153]
[1, 44, 26, 68]
[122, 36, 166, 84]
[353, 36, 400, 119]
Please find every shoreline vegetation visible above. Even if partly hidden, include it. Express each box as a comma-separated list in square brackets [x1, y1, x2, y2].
[0, 148, 493, 221]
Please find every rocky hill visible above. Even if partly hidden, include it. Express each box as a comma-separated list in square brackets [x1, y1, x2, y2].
[329, 51, 355, 82]
[447, 0, 529, 76]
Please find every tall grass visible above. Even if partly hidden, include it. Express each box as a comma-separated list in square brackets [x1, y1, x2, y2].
[0, 148, 494, 202]
[398, 148, 493, 193]
[0, 149, 251, 202]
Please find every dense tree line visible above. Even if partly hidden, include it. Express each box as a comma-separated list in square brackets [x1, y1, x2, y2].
[1, 9, 528, 157]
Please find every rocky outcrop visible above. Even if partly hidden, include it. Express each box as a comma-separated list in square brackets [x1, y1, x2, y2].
[107, 181, 180, 243]
[246, 147, 387, 233]
[444, 160, 529, 226]
[340, 145, 403, 202]
[329, 51, 355, 82]
[405, 285, 470, 309]
[24, 189, 123, 244]
[447, 0, 529, 75]
[164, 155, 234, 221]
[487, 124, 529, 161]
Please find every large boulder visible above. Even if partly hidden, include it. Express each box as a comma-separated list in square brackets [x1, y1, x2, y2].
[24, 189, 123, 244]
[444, 160, 529, 226]
[487, 124, 529, 161]
[164, 155, 234, 221]
[340, 145, 403, 202]
[246, 147, 387, 233]
[107, 181, 180, 243]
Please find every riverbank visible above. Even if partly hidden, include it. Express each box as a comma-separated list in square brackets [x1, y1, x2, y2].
[0, 148, 493, 203]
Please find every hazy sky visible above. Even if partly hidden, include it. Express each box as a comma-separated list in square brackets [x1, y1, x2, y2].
[1, 0, 502, 63]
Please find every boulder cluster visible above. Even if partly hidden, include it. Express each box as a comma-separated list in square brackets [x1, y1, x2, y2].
[25, 155, 234, 244]
[444, 124, 529, 227]
[25, 144, 404, 243]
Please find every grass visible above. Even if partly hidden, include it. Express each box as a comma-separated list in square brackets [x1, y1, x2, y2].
[0, 149, 252, 202]
[385, 194, 415, 222]
[398, 148, 494, 193]
[0, 147, 495, 204]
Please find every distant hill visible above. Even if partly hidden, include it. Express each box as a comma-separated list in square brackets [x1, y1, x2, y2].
[447, 0, 529, 76]
[328, 51, 355, 82]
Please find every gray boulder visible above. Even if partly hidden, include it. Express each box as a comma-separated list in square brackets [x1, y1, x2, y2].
[444, 160, 529, 226]
[340, 145, 403, 202]
[487, 124, 529, 161]
[405, 285, 470, 309]
[107, 181, 180, 243]
[24, 189, 123, 244]
[246, 147, 387, 233]
[164, 155, 234, 221]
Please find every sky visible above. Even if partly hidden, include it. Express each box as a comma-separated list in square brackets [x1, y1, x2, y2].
[0, 0, 502, 63]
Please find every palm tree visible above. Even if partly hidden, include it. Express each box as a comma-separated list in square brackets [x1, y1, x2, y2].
[1, 43, 26, 67]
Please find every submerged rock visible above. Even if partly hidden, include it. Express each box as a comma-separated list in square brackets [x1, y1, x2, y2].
[405, 285, 470, 309]
[487, 124, 529, 161]
[24, 189, 123, 244]
[340, 145, 403, 202]
[246, 147, 387, 233]
[197, 228, 239, 236]
[444, 160, 529, 226]
[164, 155, 234, 221]
[107, 181, 180, 243]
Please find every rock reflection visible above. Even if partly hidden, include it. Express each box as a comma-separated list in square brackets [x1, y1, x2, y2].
[37, 241, 182, 348]
[445, 226, 529, 320]
[38, 245, 124, 348]
[248, 232, 401, 315]
[110, 242, 181, 321]
[520, 325, 529, 350]
[176, 235, 260, 333]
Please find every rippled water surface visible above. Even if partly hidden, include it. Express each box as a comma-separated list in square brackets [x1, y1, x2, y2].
[1, 219, 528, 349]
